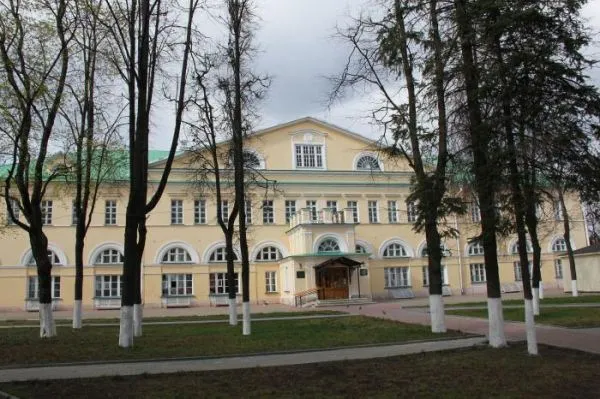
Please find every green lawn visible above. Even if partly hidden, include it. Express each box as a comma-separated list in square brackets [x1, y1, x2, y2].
[447, 306, 600, 328]
[0, 316, 464, 366]
[3, 344, 599, 399]
[443, 295, 600, 309]
[0, 310, 343, 326]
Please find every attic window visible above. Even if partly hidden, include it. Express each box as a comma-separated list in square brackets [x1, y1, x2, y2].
[356, 155, 380, 171]
[295, 144, 323, 169]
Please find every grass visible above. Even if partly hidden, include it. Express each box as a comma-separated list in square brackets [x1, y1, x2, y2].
[2, 344, 599, 399]
[447, 306, 600, 328]
[0, 316, 464, 366]
[0, 310, 343, 326]
[441, 294, 600, 309]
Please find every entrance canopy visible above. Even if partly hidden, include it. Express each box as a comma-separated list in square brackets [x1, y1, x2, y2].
[313, 256, 363, 270]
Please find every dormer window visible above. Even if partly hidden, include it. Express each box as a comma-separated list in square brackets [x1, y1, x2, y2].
[356, 155, 380, 171]
[295, 144, 323, 169]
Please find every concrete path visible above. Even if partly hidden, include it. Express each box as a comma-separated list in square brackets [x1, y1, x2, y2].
[333, 302, 600, 355]
[0, 337, 485, 383]
[423, 303, 600, 311]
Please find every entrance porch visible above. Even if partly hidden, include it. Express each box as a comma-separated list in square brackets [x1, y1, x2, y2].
[314, 257, 363, 300]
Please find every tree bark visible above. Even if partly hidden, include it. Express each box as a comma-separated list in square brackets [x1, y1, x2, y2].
[559, 190, 578, 296]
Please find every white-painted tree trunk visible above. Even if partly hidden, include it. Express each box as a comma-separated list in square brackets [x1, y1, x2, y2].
[571, 280, 578, 297]
[229, 298, 238, 326]
[487, 298, 506, 348]
[134, 304, 143, 337]
[429, 294, 446, 333]
[39, 303, 57, 338]
[119, 306, 134, 348]
[524, 299, 538, 355]
[539, 282, 544, 299]
[532, 288, 540, 316]
[72, 300, 83, 329]
[242, 301, 251, 336]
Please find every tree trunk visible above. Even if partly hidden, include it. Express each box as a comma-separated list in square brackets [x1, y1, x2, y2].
[425, 219, 446, 333]
[73, 233, 84, 329]
[559, 190, 578, 296]
[226, 237, 238, 326]
[120, 213, 139, 348]
[30, 230, 56, 338]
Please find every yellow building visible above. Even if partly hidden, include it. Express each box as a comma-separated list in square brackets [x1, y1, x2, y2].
[0, 117, 588, 311]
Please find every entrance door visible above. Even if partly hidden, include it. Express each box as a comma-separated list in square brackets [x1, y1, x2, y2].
[317, 267, 349, 299]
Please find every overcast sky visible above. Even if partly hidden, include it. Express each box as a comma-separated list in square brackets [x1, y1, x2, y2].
[150, 0, 600, 148]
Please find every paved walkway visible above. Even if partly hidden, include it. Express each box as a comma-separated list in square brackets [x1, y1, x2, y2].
[331, 302, 600, 355]
[0, 337, 485, 383]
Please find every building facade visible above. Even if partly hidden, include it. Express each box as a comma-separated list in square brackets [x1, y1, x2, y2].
[0, 118, 588, 311]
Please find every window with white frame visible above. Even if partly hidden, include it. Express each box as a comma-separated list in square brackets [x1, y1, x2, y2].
[7, 198, 19, 225]
[355, 244, 367, 254]
[511, 241, 533, 254]
[265, 271, 277, 293]
[554, 200, 563, 220]
[162, 274, 193, 296]
[27, 276, 60, 299]
[347, 201, 359, 223]
[554, 259, 563, 279]
[470, 202, 481, 223]
[356, 155, 381, 171]
[161, 247, 192, 263]
[383, 243, 408, 258]
[422, 265, 447, 286]
[221, 200, 229, 224]
[326, 200, 338, 213]
[209, 247, 238, 262]
[27, 250, 61, 266]
[295, 144, 323, 168]
[256, 246, 281, 261]
[306, 200, 317, 222]
[41, 200, 53, 225]
[514, 261, 532, 281]
[209, 272, 239, 294]
[95, 275, 123, 297]
[552, 238, 567, 252]
[388, 200, 398, 223]
[245, 200, 252, 225]
[170, 200, 183, 225]
[421, 244, 449, 258]
[384, 267, 410, 288]
[467, 241, 485, 256]
[368, 200, 378, 223]
[95, 248, 124, 264]
[285, 200, 296, 223]
[470, 263, 486, 283]
[407, 201, 417, 223]
[194, 199, 206, 224]
[72, 201, 78, 225]
[262, 200, 274, 224]
[318, 238, 340, 252]
[105, 200, 117, 225]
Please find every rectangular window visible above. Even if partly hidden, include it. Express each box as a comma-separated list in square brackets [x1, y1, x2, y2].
[194, 200, 206, 224]
[41, 200, 53, 225]
[554, 200, 563, 220]
[384, 267, 410, 288]
[422, 266, 447, 286]
[209, 272, 239, 294]
[162, 274, 193, 296]
[470, 263, 486, 283]
[514, 261, 523, 281]
[245, 200, 252, 225]
[105, 200, 117, 225]
[347, 201, 359, 223]
[306, 200, 317, 222]
[388, 200, 398, 223]
[554, 259, 563, 279]
[263, 200, 274, 224]
[27, 276, 60, 299]
[295, 144, 323, 168]
[326, 200, 338, 213]
[470, 202, 481, 223]
[171, 199, 183, 225]
[407, 201, 417, 223]
[95, 275, 123, 298]
[71, 201, 78, 225]
[221, 200, 229, 224]
[265, 271, 277, 293]
[285, 200, 296, 223]
[368, 200, 378, 223]
[7, 198, 19, 225]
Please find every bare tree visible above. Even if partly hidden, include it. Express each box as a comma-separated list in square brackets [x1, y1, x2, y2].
[0, 0, 71, 337]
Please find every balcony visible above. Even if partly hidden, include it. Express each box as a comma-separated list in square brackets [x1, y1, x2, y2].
[289, 207, 356, 229]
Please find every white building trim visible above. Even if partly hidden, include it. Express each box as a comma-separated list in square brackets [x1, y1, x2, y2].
[88, 242, 124, 266]
[250, 240, 289, 261]
[378, 237, 415, 259]
[20, 243, 68, 266]
[155, 241, 199, 264]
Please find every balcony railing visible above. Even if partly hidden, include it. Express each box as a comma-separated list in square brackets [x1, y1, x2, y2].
[289, 207, 356, 229]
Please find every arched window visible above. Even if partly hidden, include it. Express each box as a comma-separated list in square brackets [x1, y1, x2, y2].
[27, 250, 61, 266]
[421, 244, 448, 258]
[95, 248, 124, 264]
[256, 246, 282, 261]
[162, 247, 192, 263]
[355, 244, 367, 254]
[209, 247, 238, 262]
[510, 241, 533, 254]
[552, 238, 567, 252]
[383, 243, 408, 258]
[467, 241, 484, 256]
[318, 239, 340, 252]
[356, 155, 381, 171]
